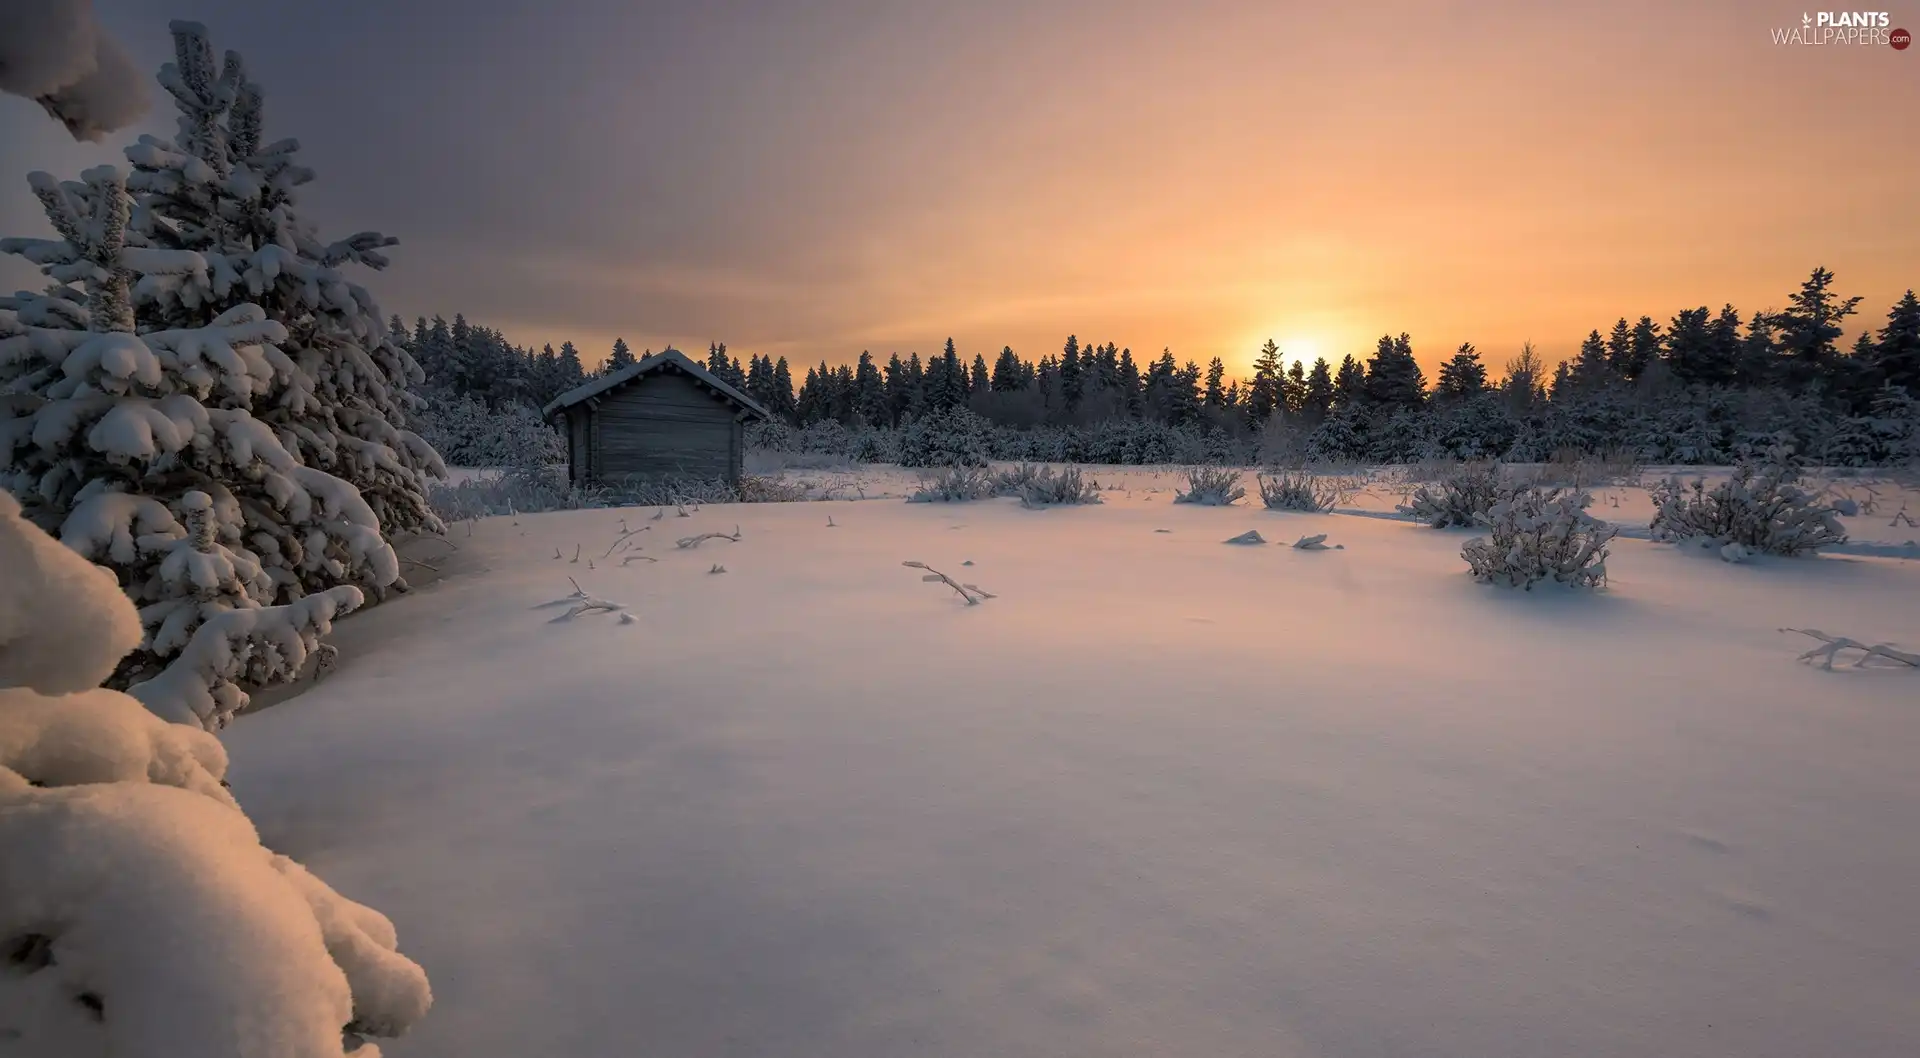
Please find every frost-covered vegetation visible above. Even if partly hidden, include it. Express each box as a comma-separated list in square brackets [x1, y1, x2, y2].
[1174, 467, 1246, 506]
[1648, 446, 1850, 557]
[0, 23, 444, 687]
[413, 395, 562, 469]
[0, 489, 429, 1057]
[1398, 462, 1522, 528]
[1461, 486, 1617, 589]
[1256, 470, 1340, 512]
[1016, 465, 1103, 507]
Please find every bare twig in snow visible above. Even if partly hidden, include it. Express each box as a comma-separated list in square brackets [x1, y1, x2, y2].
[903, 561, 995, 605]
[621, 554, 658, 565]
[552, 576, 626, 620]
[1293, 534, 1342, 550]
[1781, 629, 1920, 670]
[570, 544, 581, 563]
[709, 563, 727, 574]
[677, 525, 742, 549]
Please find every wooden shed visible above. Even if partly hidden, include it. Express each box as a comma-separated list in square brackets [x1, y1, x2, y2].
[541, 348, 773, 487]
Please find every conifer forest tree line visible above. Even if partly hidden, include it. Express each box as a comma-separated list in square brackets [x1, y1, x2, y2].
[405, 266, 1920, 468]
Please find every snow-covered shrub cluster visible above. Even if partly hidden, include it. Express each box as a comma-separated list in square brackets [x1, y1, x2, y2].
[895, 409, 995, 468]
[1257, 471, 1338, 512]
[1017, 466, 1103, 507]
[1174, 467, 1246, 506]
[1461, 486, 1617, 590]
[1397, 462, 1520, 528]
[0, 23, 444, 686]
[412, 394, 561, 469]
[0, 489, 431, 1057]
[1648, 446, 1849, 557]
[908, 464, 999, 503]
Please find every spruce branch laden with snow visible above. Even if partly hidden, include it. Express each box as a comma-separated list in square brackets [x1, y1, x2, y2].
[0, 487, 430, 1057]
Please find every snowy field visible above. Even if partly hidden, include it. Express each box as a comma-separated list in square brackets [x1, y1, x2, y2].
[226, 481, 1920, 1058]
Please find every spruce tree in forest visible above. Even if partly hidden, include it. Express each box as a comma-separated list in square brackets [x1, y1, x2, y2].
[1871, 289, 1920, 395]
[1435, 342, 1488, 401]
[770, 356, 795, 417]
[1283, 360, 1307, 415]
[1364, 333, 1426, 409]
[557, 340, 585, 385]
[1739, 312, 1778, 387]
[1568, 329, 1612, 392]
[1333, 353, 1367, 408]
[1059, 335, 1084, 410]
[1773, 266, 1863, 393]
[1204, 357, 1226, 407]
[1625, 316, 1662, 382]
[855, 351, 887, 424]
[607, 337, 636, 372]
[1605, 318, 1634, 377]
[1117, 348, 1143, 416]
[1249, 339, 1284, 421]
[970, 353, 989, 395]
[1662, 307, 1714, 385]
[991, 346, 1021, 391]
[1303, 357, 1334, 420]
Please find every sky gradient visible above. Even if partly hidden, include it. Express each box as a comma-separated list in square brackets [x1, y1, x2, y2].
[3, 0, 1915, 377]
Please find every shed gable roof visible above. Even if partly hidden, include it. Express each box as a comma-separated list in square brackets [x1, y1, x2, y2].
[541, 348, 773, 422]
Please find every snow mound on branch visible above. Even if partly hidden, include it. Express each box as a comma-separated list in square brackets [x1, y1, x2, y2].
[0, 781, 430, 1057]
[0, 489, 141, 695]
[0, 0, 151, 141]
[0, 688, 234, 808]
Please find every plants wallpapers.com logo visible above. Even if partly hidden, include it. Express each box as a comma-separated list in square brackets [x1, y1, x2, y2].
[1770, 10, 1909, 45]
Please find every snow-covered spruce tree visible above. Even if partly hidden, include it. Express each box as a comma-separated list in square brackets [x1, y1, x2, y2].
[0, 164, 393, 694]
[1647, 444, 1848, 557]
[119, 21, 443, 540]
[2, 23, 443, 690]
[0, 489, 430, 1057]
[1461, 486, 1616, 590]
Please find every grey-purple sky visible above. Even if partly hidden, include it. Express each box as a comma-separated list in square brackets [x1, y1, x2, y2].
[4, 0, 1916, 375]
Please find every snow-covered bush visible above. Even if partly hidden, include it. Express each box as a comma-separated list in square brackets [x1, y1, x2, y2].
[1174, 467, 1246, 506]
[0, 24, 444, 685]
[414, 395, 561, 469]
[1257, 471, 1338, 512]
[1397, 462, 1519, 528]
[896, 409, 994, 468]
[1461, 486, 1616, 589]
[1018, 466, 1103, 507]
[0, 488, 430, 1057]
[1648, 445, 1849, 557]
[908, 464, 998, 503]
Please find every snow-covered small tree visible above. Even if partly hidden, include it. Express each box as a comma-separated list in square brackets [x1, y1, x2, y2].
[1648, 445, 1848, 557]
[0, 489, 430, 1056]
[1461, 486, 1616, 589]
[119, 21, 444, 539]
[2, 22, 446, 688]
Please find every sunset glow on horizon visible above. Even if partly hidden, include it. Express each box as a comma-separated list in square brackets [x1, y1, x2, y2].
[3, 0, 1914, 380]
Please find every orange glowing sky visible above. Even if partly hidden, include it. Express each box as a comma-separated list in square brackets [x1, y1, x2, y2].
[3, 1, 1915, 378]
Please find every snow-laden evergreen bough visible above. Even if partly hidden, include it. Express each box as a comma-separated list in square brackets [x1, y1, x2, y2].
[0, 490, 431, 1057]
[0, 22, 444, 689]
[1461, 486, 1616, 589]
[1648, 445, 1849, 557]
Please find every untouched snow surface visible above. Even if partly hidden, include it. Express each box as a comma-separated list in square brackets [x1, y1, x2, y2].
[226, 490, 1920, 1058]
